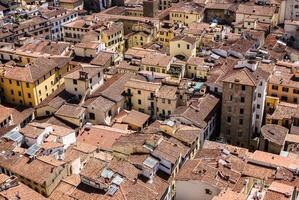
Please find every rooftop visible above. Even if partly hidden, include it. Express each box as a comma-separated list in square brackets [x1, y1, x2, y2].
[0, 57, 70, 83]
[236, 4, 276, 17]
[55, 104, 86, 119]
[77, 125, 128, 151]
[261, 124, 289, 146]
[125, 79, 161, 91]
[122, 110, 150, 128]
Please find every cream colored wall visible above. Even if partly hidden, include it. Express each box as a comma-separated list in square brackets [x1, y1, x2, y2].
[169, 12, 201, 26]
[126, 87, 156, 115]
[156, 98, 177, 117]
[170, 40, 196, 59]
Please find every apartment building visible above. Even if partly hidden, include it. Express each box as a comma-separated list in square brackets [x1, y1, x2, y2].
[221, 65, 268, 149]
[141, 52, 173, 74]
[170, 35, 198, 61]
[97, 22, 124, 53]
[0, 154, 69, 197]
[127, 22, 157, 48]
[40, 7, 78, 41]
[158, 23, 183, 47]
[0, 40, 72, 64]
[159, 0, 171, 10]
[64, 64, 104, 98]
[0, 105, 13, 128]
[0, 174, 48, 199]
[0, 16, 51, 42]
[55, 104, 86, 127]
[236, 4, 279, 27]
[73, 21, 124, 54]
[267, 62, 299, 104]
[156, 85, 178, 118]
[175, 140, 299, 200]
[0, 57, 70, 107]
[59, 0, 84, 10]
[14, 16, 51, 39]
[186, 57, 210, 79]
[266, 101, 298, 129]
[124, 79, 161, 115]
[63, 19, 92, 43]
[169, 2, 204, 26]
[170, 94, 220, 144]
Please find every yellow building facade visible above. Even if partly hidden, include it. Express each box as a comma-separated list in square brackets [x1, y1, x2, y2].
[59, 0, 84, 10]
[267, 66, 299, 104]
[125, 79, 160, 115]
[100, 23, 125, 54]
[0, 57, 71, 107]
[169, 2, 204, 26]
[158, 28, 175, 47]
[170, 35, 198, 61]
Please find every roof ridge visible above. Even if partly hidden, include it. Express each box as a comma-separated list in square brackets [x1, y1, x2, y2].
[243, 68, 257, 86]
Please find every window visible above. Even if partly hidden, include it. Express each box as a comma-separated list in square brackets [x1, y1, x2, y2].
[89, 113, 95, 120]
[258, 93, 261, 98]
[187, 44, 190, 49]
[257, 104, 260, 109]
[241, 97, 245, 103]
[168, 110, 171, 115]
[229, 95, 233, 101]
[10, 90, 14, 95]
[74, 88, 77, 91]
[282, 87, 289, 92]
[237, 131, 242, 137]
[45, 85, 48, 91]
[227, 116, 231, 123]
[240, 108, 244, 114]
[73, 80, 77, 85]
[39, 90, 41, 95]
[28, 93, 31, 98]
[168, 99, 171, 104]
[272, 85, 278, 90]
[138, 90, 141, 95]
[138, 99, 142, 105]
[18, 91, 21, 96]
[178, 43, 180, 48]
[239, 119, 243, 125]
[9, 80, 12, 84]
[229, 83, 232, 89]
[98, 72, 101, 78]
[228, 106, 232, 112]
[241, 85, 246, 91]
[281, 96, 288, 102]
[294, 89, 299, 94]
[16, 81, 20, 86]
[256, 114, 259, 119]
